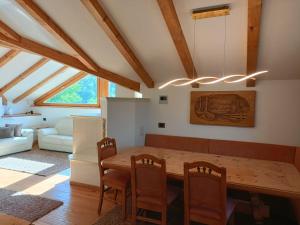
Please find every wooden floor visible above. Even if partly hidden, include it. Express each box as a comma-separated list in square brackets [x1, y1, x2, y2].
[0, 167, 115, 225]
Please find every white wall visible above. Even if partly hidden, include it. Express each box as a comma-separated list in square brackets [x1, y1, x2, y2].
[31, 106, 100, 127]
[3, 78, 300, 147]
[0, 84, 132, 128]
[0, 101, 39, 128]
[142, 79, 300, 147]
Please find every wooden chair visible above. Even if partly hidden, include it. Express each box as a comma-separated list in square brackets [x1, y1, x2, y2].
[97, 137, 130, 219]
[184, 161, 236, 225]
[131, 154, 180, 225]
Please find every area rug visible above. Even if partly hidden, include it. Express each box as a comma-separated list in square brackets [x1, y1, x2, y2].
[0, 149, 70, 176]
[0, 188, 63, 223]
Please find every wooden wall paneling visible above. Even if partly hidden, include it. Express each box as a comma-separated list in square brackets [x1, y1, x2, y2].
[0, 58, 49, 95]
[81, 0, 154, 88]
[13, 65, 69, 103]
[209, 139, 296, 163]
[0, 49, 20, 67]
[293, 148, 300, 225]
[145, 133, 296, 164]
[145, 133, 209, 153]
[295, 147, 300, 172]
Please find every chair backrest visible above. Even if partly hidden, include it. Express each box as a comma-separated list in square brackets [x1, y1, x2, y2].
[131, 154, 167, 205]
[184, 161, 226, 224]
[97, 137, 117, 177]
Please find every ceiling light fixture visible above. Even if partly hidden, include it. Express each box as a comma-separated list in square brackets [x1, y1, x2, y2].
[158, 5, 268, 90]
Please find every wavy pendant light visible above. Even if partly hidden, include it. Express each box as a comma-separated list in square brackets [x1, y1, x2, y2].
[158, 6, 268, 90]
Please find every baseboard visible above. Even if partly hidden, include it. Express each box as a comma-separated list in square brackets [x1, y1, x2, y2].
[70, 181, 99, 191]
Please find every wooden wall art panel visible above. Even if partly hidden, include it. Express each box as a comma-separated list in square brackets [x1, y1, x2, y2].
[190, 91, 256, 127]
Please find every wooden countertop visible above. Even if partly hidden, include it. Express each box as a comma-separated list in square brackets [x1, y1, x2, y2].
[102, 146, 300, 199]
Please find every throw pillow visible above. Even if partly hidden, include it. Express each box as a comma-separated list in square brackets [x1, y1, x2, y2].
[0, 127, 14, 139]
[5, 124, 22, 137]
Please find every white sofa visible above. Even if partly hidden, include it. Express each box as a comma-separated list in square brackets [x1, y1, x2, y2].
[38, 117, 73, 153]
[0, 129, 34, 157]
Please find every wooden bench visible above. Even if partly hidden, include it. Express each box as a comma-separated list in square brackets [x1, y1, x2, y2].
[145, 133, 300, 223]
[145, 133, 297, 164]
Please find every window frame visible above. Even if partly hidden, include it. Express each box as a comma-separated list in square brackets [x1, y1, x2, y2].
[35, 76, 108, 108]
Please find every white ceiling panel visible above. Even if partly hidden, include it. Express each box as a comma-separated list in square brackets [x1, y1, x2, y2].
[0, 52, 42, 89]
[26, 67, 80, 101]
[0, 0, 298, 104]
[35, 0, 140, 82]
[0, 0, 72, 54]
[5, 61, 65, 100]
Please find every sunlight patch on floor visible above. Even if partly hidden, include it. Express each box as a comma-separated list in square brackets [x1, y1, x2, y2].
[18, 171, 69, 196]
[0, 168, 32, 188]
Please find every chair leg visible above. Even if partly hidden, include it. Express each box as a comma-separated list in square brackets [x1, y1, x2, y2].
[121, 189, 126, 220]
[162, 207, 167, 225]
[132, 200, 137, 225]
[184, 206, 189, 225]
[230, 212, 236, 225]
[98, 184, 104, 215]
[114, 189, 118, 203]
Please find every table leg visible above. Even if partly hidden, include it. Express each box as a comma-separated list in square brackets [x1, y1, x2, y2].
[251, 193, 270, 224]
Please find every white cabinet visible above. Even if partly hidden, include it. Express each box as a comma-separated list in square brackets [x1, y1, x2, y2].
[70, 116, 105, 186]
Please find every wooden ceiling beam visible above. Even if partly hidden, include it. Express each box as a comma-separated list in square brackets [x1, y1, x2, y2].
[34, 71, 87, 104]
[246, 0, 262, 87]
[0, 58, 49, 95]
[157, 0, 197, 81]
[0, 24, 140, 91]
[0, 20, 21, 41]
[0, 49, 20, 67]
[16, 0, 99, 71]
[13, 65, 68, 103]
[81, 0, 154, 88]
[0, 95, 7, 105]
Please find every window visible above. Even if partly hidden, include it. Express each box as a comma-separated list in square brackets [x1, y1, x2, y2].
[46, 75, 98, 105]
[36, 74, 115, 108]
[109, 82, 116, 97]
[41, 75, 100, 107]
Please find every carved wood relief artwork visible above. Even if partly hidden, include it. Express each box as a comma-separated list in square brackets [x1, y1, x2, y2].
[190, 91, 256, 127]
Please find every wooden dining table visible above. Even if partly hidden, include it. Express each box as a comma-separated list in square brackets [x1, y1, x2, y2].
[102, 146, 300, 199]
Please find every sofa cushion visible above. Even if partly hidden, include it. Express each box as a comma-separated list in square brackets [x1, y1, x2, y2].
[42, 134, 73, 146]
[55, 117, 73, 136]
[6, 124, 22, 137]
[0, 127, 14, 139]
[0, 137, 29, 147]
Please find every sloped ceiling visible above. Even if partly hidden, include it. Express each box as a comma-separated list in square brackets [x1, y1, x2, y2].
[0, 0, 299, 103]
